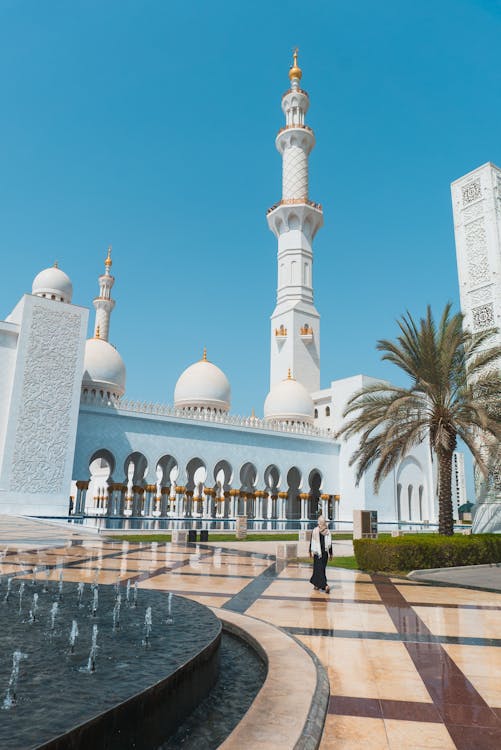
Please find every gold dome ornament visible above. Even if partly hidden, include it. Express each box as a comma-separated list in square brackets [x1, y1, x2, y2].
[105, 246, 112, 270]
[288, 48, 302, 81]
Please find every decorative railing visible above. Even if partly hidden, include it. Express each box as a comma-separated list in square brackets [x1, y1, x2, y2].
[277, 124, 314, 136]
[80, 391, 334, 440]
[267, 198, 323, 215]
[282, 87, 309, 99]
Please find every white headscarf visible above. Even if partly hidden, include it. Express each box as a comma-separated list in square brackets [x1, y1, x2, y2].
[311, 515, 332, 557]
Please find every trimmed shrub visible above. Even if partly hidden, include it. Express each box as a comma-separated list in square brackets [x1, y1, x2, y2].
[353, 534, 501, 572]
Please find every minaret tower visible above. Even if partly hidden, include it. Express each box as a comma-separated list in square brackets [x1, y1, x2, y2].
[267, 50, 323, 393]
[93, 246, 116, 341]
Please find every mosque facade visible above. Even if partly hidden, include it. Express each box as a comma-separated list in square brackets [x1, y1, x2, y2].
[0, 55, 445, 525]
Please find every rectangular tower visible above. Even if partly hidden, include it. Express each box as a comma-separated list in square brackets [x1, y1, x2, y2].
[451, 162, 501, 515]
[0, 294, 88, 515]
[451, 162, 501, 347]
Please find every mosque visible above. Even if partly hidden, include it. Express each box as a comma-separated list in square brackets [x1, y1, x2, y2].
[0, 53, 453, 526]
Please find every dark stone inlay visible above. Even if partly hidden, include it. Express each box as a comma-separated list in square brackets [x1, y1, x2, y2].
[371, 573, 501, 745]
[328, 695, 441, 723]
[285, 625, 501, 647]
[222, 563, 278, 613]
[259, 593, 501, 612]
[446, 724, 501, 749]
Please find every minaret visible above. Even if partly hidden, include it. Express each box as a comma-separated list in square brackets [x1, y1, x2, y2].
[92, 247, 116, 341]
[267, 50, 323, 393]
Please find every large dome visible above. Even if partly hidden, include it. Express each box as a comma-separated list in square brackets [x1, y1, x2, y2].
[82, 337, 126, 398]
[32, 265, 73, 303]
[174, 351, 231, 412]
[264, 372, 314, 425]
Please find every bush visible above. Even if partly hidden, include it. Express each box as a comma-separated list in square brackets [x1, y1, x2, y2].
[353, 534, 501, 572]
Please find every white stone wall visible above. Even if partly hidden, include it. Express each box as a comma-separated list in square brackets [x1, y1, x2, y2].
[73, 404, 339, 498]
[312, 375, 437, 525]
[451, 162, 501, 349]
[0, 321, 19, 464]
[452, 163, 501, 511]
[0, 294, 88, 515]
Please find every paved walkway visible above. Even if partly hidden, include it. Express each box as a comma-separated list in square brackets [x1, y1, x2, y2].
[1, 517, 501, 749]
[409, 564, 501, 592]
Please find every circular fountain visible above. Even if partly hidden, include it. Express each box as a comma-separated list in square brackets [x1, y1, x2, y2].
[0, 576, 221, 750]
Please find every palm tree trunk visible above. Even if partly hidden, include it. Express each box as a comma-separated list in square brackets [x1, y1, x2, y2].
[437, 448, 454, 536]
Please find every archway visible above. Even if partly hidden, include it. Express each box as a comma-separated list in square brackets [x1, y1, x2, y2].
[123, 452, 148, 516]
[87, 449, 115, 515]
[156, 454, 178, 516]
[240, 462, 257, 517]
[308, 469, 322, 519]
[286, 466, 302, 519]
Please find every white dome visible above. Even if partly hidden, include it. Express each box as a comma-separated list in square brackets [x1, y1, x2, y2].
[32, 265, 73, 303]
[82, 338, 126, 397]
[174, 353, 231, 412]
[264, 374, 314, 425]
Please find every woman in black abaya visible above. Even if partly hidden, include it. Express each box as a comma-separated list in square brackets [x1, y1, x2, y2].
[309, 515, 332, 593]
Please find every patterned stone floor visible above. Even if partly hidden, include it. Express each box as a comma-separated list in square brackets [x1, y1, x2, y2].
[1, 519, 501, 749]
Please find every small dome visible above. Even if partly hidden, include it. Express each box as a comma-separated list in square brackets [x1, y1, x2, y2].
[264, 372, 314, 425]
[32, 265, 73, 303]
[82, 337, 126, 397]
[174, 351, 231, 412]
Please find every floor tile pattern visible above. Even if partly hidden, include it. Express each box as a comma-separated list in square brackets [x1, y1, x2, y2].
[1, 521, 501, 749]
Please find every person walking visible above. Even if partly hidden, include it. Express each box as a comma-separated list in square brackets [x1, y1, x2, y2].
[309, 515, 332, 593]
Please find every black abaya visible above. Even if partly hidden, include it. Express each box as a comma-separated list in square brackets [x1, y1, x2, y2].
[309, 531, 330, 590]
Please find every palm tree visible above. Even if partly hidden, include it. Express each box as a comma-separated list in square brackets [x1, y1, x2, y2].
[337, 304, 501, 535]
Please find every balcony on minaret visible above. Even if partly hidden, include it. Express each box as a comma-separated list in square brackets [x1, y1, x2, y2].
[275, 325, 288, 339]
[300, 324, 314, 342]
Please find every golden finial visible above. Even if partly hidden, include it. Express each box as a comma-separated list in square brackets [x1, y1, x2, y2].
[105, 245, 112, 270]
[287, 368, 293, 379]
[95, 325, 100, 339]
[251, 407, 255, 418]
[288, 47, 302, 81]
[202, 346, 207, 362]
[53, 261, 58, 268]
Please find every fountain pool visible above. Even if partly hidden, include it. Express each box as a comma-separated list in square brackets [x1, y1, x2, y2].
[0, 579, 221, 750]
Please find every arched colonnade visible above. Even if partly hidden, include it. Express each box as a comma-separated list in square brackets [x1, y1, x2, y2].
[73, 449, 338, 521]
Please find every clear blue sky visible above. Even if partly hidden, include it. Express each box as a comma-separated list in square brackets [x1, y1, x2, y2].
[1, 1, 500, 498]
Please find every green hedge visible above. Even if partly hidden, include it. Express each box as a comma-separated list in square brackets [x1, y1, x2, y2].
[353, 534, 501, 572]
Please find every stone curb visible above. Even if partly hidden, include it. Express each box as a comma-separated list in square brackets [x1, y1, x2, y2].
[214, 608, 328, 750]
[409, 562, 501, 577]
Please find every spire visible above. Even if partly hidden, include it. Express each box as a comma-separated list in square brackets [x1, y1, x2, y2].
[92, 247, 116, 341]
[104, 246, 112, 274]
[202, 347, 208, 362]
[287, 368, 293, 380]
[288, 47, 302, 83]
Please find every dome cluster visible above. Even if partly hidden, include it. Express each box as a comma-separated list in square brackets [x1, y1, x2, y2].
[31, 262, 316, 423]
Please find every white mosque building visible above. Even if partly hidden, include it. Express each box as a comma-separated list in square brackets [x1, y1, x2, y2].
[0, 54, 443, 526]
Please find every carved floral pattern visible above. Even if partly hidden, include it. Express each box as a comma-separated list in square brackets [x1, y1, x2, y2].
[472, 303, 495, 331]
[462, 179, 481, 205]
[465, 218, 489, 286]
[10, 305, 82, 492]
